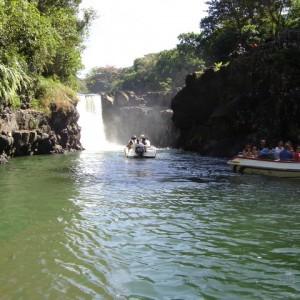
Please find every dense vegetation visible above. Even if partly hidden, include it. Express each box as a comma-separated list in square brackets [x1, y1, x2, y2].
[85, 49, 205, 95]
[1, 1, 299, 104]
[181, 0, 300, 63]
[85, 0, 300, 95]
[0, 0, 95, 112]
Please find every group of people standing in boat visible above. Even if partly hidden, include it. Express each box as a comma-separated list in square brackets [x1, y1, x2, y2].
[242, 139, 300, 161]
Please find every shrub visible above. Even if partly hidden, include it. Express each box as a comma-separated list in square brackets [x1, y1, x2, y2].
[35, 77, 78, 116]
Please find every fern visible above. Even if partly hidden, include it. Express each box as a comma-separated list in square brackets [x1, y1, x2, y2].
[213, 61, 230, 71]
[214, 62, 223, 68]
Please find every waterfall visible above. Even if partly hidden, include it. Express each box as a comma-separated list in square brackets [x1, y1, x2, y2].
[77, 94, 110, 151]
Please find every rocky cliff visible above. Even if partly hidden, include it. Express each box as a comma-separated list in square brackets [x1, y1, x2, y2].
[0, 101, 83, 164]
[171, 30, 300, 157]
[101, 90, 180, 147]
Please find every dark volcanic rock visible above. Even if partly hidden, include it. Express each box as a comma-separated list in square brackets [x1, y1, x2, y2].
[0, 101, 83, 164]
[171, 30, 300, 157]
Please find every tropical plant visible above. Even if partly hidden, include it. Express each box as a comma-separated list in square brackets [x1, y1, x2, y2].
[0, 0, 96, 111]
[213, 61, 230, 71]
[0, 62, 31, 108]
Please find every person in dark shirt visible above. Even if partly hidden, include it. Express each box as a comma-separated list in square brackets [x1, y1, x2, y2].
[258, 139, 266, 151]
[279, 143, 293, 161]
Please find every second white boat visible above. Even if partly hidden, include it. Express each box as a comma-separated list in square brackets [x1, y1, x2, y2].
[228, 156, 300, 178]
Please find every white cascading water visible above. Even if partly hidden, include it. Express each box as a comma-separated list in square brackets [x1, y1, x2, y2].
[77, 94, 112, 151]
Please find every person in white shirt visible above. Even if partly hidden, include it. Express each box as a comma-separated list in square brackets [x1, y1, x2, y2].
[126, 135, 137, 149]
[140, 135, 150, 146]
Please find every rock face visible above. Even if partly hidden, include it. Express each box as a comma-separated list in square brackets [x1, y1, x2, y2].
[101, 90, 180, 147]
[0, 102, 83, 164]
[171, 30, 300, 157]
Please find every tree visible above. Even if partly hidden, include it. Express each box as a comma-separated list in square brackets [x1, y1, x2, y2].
[286, 0, 300, 29]
[85, 66, 123, 93]
[97, 49, 205, 94]
[0, 0, 96, 109]
[203, 0, 293, 39]
[156, 49, 205, 89]
[259, 0, 293, 36]
[0, 0, 57, 71]
[177, 0, 296, 64]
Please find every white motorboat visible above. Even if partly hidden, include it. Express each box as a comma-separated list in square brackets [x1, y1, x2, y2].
[124, 144, 156, 158]
[228, 155, 300, 178]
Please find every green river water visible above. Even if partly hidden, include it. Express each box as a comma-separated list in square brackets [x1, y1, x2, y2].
[0, 149, 299, 299]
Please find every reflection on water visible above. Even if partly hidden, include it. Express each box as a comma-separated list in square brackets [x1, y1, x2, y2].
[0, 149, 300, 299]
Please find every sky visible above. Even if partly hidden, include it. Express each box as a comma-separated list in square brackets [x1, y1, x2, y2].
[79, 0, 208, 75]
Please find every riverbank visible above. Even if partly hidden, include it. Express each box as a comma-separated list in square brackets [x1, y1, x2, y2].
[0, 101, 83, 165]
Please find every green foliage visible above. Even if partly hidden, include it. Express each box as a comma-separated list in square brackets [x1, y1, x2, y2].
[117, 54, 160, 93]
[0, 62, 31, 108]
[77, 78, 89, 94]
[35, 76, 78, 115]
[83, 0, 298, 96]
[214, 62, 223, 68]
[40, 6, 85, 85]
[30, 98, 43, 111]
[84, 49, 205, 94]
[178, 0, 298, 64]
[213, 61, 230, 71]
[0, 0, 96, 111]
[177, 32, 206, 59]
[0, 1, 58, 73]
[84, 66, 123, 93]
[286, 0, 300, 29]
[159, 78, 173, 91]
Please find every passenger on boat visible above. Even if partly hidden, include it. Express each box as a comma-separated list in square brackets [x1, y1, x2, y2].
[279, 143, 293, 161]
[141, 135, 151, 146]
[274, 141, 284, 159]
[293, 146, 300, 161]
[127, 135, 137, 149]
[258, 139, 266, 150]
[242, 144, 253, 157]
[275, 141, 284, 152]
[135, 139, 145, 154]
[287, 141, 294, 152]
[258, 146, 269, 158]
[251, 146, 258, 158]
[258, 146, 275, 160]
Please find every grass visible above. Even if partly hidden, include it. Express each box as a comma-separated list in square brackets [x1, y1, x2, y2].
[35, 77, 78, 116]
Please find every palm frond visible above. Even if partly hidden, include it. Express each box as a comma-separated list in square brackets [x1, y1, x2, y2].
[0, 62, 31, 106]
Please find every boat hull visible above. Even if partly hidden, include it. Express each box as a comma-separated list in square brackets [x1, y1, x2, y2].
[124, 146, 156, 158]
[228, 156, 300, 178]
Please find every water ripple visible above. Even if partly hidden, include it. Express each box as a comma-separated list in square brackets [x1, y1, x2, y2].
[1, 150, 300, 299]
